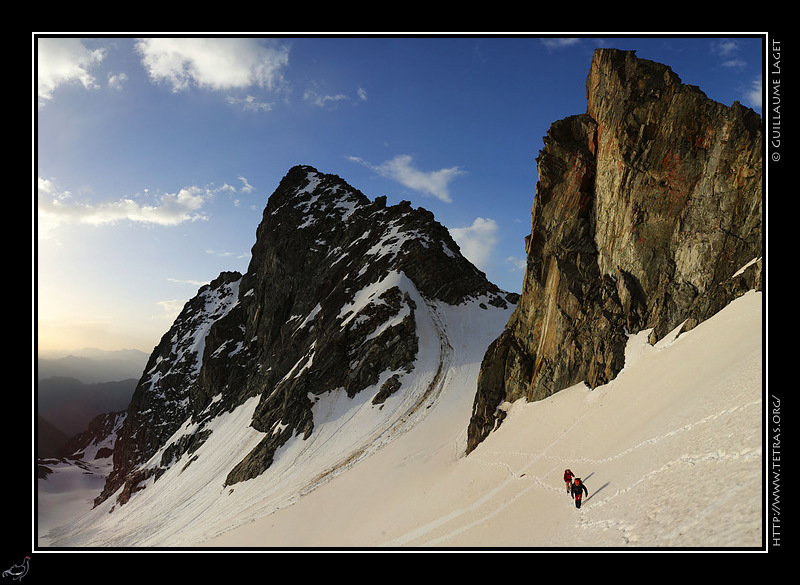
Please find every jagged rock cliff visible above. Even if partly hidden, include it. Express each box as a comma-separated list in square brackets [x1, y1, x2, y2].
[97, 165, 514, 508]
[467, 49, 763, 454]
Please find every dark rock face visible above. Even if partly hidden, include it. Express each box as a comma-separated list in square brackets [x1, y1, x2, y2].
[467, 49, 763, 454]
[61, 411, 126, 460]
[97, 165, 511, 506]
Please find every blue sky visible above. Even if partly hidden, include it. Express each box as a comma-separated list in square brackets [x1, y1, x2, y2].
[36, 35, 764, 354]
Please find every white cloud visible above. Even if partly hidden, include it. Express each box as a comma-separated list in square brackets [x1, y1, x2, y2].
[37, 177, 218, 237]
[541, 38, 580, 52]
[157, 299, 189, 322]
[712, 39, 740, 57]
[37, 37, 106, 104]
[743, 74, 763, 109]
[107, 71, 129, 91]
[304, 89, 349, 107]
[348, 154, 463, 203]
[449, 217, 498, 270]
[167, 278, 208, 286]
[304, 83, 367, 108]
[135, 38, 289, 93]
[227, 94, 275, 112]
[721, 59, 747, 70]
[505, 256, 526, 272]
[238, 176, 254, 193]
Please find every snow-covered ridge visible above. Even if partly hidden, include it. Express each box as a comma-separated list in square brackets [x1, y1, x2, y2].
[270, 169, 364, 229]
[146, 275, 242, 386]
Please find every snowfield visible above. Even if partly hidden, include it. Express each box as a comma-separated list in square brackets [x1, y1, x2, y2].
[38, 289, 763, 549]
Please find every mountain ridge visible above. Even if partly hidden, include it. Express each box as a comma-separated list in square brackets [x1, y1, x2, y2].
[95, 164, 516, 508]
[37, 376, 136, 437]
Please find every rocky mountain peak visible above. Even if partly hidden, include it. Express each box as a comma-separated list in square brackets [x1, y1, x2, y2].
[467, 48, 763, 454]
[96, 165, 514, 507]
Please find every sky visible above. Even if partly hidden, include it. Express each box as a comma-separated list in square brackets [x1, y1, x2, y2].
[35, 34, 765, 355]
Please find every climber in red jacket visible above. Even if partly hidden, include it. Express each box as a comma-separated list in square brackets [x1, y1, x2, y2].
[563, 469, 575, 494]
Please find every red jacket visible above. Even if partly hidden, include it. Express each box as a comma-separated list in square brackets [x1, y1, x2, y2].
[564, 470, 575, 482]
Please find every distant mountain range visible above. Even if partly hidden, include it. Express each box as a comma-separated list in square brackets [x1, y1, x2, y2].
[37, 348, 149, 383]
[37, 376, 137, 440]
[36, 348, 146, 454]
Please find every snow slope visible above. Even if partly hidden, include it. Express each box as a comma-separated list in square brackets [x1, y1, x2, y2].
[39, 290, 763, 549]
[37, 433, 116, 542]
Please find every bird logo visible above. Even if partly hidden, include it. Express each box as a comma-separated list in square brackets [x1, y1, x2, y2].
[2, 557, 29, 581]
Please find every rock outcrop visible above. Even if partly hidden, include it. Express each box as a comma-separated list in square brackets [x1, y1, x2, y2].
[97, 165, 514, 507]
[61, 411, 126, 461]
[467, 49, 763, 454]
